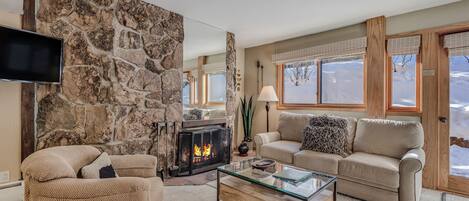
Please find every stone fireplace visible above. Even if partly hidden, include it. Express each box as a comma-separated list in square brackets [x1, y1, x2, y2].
[30, 0, 237, 176]
[34, 0, 184, 173]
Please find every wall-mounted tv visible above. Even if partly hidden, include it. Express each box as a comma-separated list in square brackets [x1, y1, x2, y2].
[0, 25, 63, 83]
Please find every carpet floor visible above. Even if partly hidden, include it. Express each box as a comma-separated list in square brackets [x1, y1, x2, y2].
[1, 182, 468, 201]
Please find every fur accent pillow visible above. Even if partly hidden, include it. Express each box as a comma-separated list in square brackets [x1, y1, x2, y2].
[80, 152, 118, 179]
[301, 125, 349, 157]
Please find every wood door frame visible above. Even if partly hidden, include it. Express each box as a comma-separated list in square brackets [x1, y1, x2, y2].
[437, 30, 469, 195]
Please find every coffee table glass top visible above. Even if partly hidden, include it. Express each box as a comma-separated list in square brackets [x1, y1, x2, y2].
[217, 158, 336, 200]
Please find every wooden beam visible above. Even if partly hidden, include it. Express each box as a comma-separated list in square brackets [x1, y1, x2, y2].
[21, 0, 36, 161]
[421, 32, 440, 189]
[197, 56, 206, 106]
[366, 16, 386, 118]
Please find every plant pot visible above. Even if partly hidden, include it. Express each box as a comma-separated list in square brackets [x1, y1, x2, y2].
[238, 142, 249, 157]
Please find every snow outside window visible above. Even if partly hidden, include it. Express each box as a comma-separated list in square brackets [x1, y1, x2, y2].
[207, 72, 226, 103]
[391, 54, 418, 107]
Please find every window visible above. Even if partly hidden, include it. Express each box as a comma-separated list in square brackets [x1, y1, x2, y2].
[388, 54, 420, 110]
[278, 55, 365, 109]
[386, 35, 421, 112]
[183, 71, 197, 106]
[321, 57, 364, 104]
[206, 72, 226, 104]
[283, 61, 317, 104]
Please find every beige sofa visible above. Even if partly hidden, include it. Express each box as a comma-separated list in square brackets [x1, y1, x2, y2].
[21, 145, 163, 201]
[255, 112, 425, 201]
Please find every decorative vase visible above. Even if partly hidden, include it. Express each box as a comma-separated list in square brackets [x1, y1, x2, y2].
[238, 142, 249, 157]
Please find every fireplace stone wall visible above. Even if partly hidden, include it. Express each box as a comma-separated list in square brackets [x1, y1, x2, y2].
[34, 0, 183, 170]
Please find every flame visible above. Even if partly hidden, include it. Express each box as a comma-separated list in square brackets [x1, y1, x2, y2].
[194, 144, 212, 158]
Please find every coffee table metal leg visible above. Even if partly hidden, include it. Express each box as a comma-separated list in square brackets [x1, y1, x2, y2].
[217, 170, 220, 201]
[333, 181, 337, 201]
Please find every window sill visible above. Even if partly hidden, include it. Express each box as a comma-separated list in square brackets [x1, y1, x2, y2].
[386, 109, 422, 117]
[277, 104, 366, 112]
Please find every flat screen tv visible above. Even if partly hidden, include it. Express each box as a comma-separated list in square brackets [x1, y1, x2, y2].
[0, 25, 63, 83]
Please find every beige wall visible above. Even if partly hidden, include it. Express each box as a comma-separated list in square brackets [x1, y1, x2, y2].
[0, 11, 22, 183]
[387, 0, 469, 35]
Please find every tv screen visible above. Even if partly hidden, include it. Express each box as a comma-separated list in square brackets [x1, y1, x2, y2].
[0, 26, 63, 83]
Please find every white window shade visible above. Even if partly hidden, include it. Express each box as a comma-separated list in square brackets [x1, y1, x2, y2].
[203, 62, 226, 73]
[272, 37, 367, 64]
[444, 31, 469, 56]
[387, 35, 421, 56]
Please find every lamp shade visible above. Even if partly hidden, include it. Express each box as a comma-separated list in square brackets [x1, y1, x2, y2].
[258, 86, 279, 102]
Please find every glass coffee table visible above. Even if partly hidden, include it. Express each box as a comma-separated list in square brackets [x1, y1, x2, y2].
[217, 159, 337, 201]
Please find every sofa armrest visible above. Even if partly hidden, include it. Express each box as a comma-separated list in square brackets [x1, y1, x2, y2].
[110, 155, 157, 178]
[254, 131, 281, 158]
[30, 177, 151, 200]
[399, 148, 425, 201]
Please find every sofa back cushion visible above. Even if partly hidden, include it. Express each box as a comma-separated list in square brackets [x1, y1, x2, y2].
[278, 112, 313, 142]
[353, 119, 424, 159]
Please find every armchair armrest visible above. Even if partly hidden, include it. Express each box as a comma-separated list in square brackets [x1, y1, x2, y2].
[254, 131, 281, 158]
[110, 155, 157, 178]
[30, 177, 151, 200]
[399, 148, 425, 201]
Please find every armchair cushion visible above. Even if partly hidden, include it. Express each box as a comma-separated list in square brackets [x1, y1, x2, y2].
[21, 145, 101, 182]
[30, 177, 151, 200]
[110, 155, 157, 178]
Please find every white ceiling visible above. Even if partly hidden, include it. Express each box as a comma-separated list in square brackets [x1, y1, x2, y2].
[184, 18, 226, 60]
[0, 0, 23, 14]
[146, 0, 459, 48]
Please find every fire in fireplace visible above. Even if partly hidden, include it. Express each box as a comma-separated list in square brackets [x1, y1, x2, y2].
[177, 125, 231, 176]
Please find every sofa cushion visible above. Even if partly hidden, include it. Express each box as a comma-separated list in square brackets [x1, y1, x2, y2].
[260, 141, 301, 164]
[339, 152, 400, 189]
[301, 125, 349, 157]
[277, 112, 313, 142]
[353, 119, 424, 159]
[294, 150, 342, 175]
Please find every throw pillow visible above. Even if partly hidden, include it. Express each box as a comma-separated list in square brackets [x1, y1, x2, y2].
[301, 125, 349, 157]
[80, 152, 118, 179]
[309, 115, 354, 154]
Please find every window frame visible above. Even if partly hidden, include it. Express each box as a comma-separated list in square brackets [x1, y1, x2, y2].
[277, 55, 367, 110]
[386, 54, 422, 113]
[183, 71, 197, 106]
[205, 71, 226, 106]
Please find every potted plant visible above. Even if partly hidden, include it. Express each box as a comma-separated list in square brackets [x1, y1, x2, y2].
[238, 96, 255, 156]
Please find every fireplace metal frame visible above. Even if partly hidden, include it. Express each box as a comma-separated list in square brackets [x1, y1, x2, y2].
[176, 120, 231, 176]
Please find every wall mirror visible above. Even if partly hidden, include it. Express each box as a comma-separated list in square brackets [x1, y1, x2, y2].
[183, 17, 227, 121]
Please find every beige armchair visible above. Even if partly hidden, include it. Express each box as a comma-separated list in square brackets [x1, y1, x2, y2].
[21, 145, 163, 201]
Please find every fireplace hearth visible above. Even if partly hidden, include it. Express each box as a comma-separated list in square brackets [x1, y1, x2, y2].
[176, 123, 231, 176]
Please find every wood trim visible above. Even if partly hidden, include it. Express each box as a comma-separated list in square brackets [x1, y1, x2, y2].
[421, 32, 440, 189]
[438, 38, 450, 190]
[21, 0, 36, 161]
[366, 16, 386, 118]
[386, 54, 422, 113]
[197, 56, 206, 106]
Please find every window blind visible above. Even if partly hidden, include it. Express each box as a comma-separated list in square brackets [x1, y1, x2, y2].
[387, 35, 421, 56]
[272, 37, 367, 64]
[444, 31, 469, 56]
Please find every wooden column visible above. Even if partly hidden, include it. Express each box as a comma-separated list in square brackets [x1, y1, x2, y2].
[366, 16, 386, 118]
[197, 56, 206, 106]
[21, 0, 36, 161]
[421, 32, 440, 189]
